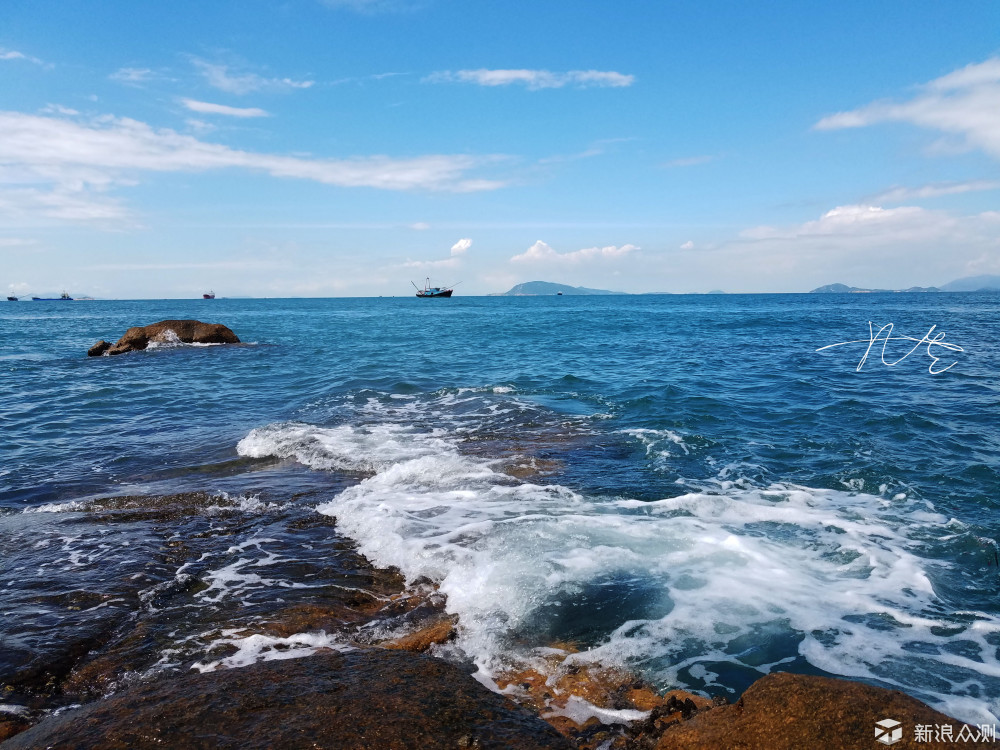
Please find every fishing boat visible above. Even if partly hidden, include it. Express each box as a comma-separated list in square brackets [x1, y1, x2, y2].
[203, 291, 216, 300]
[31, 291, 73, 301]
[412, 278, 455, 298]
[6, 296, 17, 302]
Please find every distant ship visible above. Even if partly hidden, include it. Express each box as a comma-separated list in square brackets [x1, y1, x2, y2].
[203, 291, 216, 299]
[6, 296, 17, 302]
[412, 278, 454, 298]
[31, 291, 73, 301]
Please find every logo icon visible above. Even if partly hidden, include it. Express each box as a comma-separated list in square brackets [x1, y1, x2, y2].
[875, 718, 902, 746]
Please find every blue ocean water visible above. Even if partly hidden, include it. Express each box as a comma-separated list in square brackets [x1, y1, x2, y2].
[2, 294, 999, 722]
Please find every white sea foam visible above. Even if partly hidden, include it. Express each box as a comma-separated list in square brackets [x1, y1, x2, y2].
[543, 696, 649, 726]
[237, 421, 453, 474]
[192, 629, 352, 672]
[243, 419, 1000, 724]
[22, 500, 90, 513]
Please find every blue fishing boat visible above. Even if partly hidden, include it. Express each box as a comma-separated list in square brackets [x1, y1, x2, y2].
[412, 278, 455, 298]
[32, 291, 73, 301]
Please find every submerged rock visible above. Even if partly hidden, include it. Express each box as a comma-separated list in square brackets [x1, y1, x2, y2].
[88, 319, 240, 356]
[2, 650, 573, 750]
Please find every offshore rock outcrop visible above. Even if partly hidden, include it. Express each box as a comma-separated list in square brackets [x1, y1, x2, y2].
[88, 319, 240, 356]
[1, 651, 573, 750]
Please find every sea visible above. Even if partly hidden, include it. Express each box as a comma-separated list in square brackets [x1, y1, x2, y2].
[2, 293, 999, 726]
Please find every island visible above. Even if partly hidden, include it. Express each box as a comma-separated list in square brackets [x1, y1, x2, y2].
[491, 281, 627, 296]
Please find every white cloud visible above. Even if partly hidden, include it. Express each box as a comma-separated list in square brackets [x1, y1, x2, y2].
[409, 222, 430, 230]
[0, 110, 506, 224]
[634, 203, 1000, 293]
[815, 57, 1000, 159]
[450, 237, 472, 255]
[110, 67, 156, 84]
[181, 99, 270, 118]
[680, 240, 695, 250]
[426, 69, 634, 90]
[510, 240, 638, 263]
[40, 104, 79, 116]
[1, 48, 44, 65]
[192, 59, 314, 95]
[867, 180, 1000, 204]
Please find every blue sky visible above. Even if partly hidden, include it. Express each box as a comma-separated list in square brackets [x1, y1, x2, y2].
[2, 0, 999, 297]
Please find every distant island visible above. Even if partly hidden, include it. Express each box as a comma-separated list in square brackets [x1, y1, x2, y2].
[491, 281, 627, 296]
[939, 274, 1000, 292]
[810, 283, 941, 294]
[810, 275, 1000, 294]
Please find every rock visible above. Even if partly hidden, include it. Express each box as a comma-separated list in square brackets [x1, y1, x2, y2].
[89, 320, 240, 356]
[380, 615, 457, 652]
[654, 672, 991, 749]
[1, 650, 574, 750]
[86, 340, 111, 357]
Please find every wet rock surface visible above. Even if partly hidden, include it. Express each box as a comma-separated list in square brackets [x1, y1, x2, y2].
[1, 487, 989, 750]
[88, 319, 240, 356]
[2, 650, 573, 750]
[653, 672, 991, 749]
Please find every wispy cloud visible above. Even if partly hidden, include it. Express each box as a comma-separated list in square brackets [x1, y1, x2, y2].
[0, 110, 506, 224]
[426, 69, 634, 90]
[192, 59, 314, 95]
[866, 180, 1000, 204]
[815, 57, 1000, 159]
[181, 98, 270, 118]
[510, 240, 638, 263]
[450, 238, 472, 255]
[40, 104, 79, 116]
[110, 67, 158, 85]
[0, 48, 45, 65]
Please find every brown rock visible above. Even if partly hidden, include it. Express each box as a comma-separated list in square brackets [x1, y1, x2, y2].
[90, 320, 240, 356]
[1, 650, 574, 750]
[380, 615, 457, 651]
[0, 717, 31, 743]
[656, 672, 991, 749]
[86, 340, 111, 357]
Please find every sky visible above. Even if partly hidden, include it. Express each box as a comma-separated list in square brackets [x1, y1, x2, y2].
[1, 0, 999, 297]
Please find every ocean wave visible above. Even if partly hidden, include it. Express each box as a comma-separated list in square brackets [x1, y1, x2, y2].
[238, 414, 1000, 724]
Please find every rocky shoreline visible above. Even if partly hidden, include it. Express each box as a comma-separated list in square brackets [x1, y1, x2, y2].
[1, 491, 989, 749]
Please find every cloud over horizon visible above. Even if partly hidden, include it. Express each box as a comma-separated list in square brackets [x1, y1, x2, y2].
[511, 240, 639, 263]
